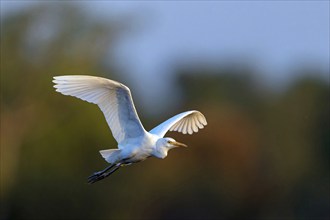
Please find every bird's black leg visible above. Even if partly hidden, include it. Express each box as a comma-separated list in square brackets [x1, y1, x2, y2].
[103, 164, 121, 178]
[88, 164, 116, 183]
[88, 163, 115, 179]
[88, 163, 121, 184]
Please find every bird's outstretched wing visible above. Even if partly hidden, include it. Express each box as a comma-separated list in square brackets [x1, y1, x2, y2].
[150, 110, 207, 137]
[53, 75, 146, 144]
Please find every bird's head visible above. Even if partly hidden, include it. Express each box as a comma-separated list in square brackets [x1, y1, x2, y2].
[155, 137, 187, 158]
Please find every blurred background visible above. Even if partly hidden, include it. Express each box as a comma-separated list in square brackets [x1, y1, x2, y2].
[1, 1, 329, 220]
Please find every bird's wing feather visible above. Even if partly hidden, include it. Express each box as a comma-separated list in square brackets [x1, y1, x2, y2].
[53, 75, 146, 144]
[150, 110, 207, 137]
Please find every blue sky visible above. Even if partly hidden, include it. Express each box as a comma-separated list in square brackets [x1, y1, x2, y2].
[2, 1, 329, 113]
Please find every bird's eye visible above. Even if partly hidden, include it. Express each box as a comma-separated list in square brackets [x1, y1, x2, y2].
[167, 140, 171, 144]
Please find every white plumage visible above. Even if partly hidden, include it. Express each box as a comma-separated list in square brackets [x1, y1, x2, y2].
[53, 75, 145, 144]
[53, 75, 207, 183]
[150, 111, 207, 136]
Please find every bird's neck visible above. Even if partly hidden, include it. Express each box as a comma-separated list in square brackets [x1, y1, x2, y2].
[152, 146, 169, 159]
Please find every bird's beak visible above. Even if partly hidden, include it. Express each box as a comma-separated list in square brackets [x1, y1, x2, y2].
[173, 141, 188, 148]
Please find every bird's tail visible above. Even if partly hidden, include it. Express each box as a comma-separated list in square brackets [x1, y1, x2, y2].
[99, 149, 121, 164]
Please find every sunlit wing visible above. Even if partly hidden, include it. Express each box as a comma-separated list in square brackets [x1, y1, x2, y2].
[53, 75, 146, 144]
[150, 110, 207, 137]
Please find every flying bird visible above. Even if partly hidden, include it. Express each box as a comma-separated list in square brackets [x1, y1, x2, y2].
[53, 75, 207, 183]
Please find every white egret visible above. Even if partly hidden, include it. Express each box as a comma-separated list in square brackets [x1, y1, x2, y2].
[53, 75, 207, 183]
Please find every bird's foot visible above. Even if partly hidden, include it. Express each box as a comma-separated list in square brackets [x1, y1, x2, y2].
[87, 164, 121, 184]
[88, 171, 106, 184]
